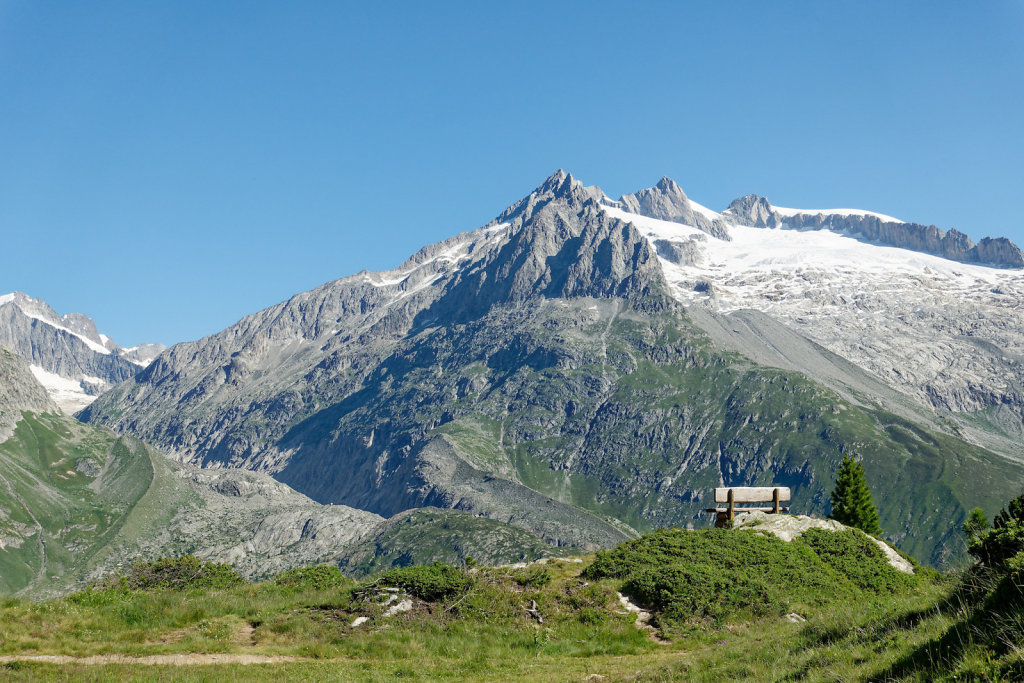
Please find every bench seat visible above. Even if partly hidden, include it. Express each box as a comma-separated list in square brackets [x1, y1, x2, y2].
[709, 486, 791, 527]
[705, 507, 790, 514]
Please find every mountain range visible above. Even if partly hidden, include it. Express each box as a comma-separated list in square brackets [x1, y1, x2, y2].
[54, 170, 1024, 570]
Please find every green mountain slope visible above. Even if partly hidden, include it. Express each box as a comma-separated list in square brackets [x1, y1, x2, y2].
[1, 344, 567, 596]
[274, 299, 1023, 566]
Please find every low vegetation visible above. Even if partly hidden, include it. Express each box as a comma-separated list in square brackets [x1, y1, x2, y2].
[583, 526, 917, 634]
[1, 506, 1022, 680]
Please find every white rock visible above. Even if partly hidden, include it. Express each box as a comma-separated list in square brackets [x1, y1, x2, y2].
[383, 599, 413, 617]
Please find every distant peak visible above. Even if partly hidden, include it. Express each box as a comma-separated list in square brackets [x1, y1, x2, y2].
[616, 176, 730, 240]
[494, 169, 593, 225]
[654, 176, 684, 195]
[535, 168, 582, 198]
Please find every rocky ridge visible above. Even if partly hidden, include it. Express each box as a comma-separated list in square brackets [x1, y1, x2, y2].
[0, 292, 165, 413]
[723, 194, 1024, 268]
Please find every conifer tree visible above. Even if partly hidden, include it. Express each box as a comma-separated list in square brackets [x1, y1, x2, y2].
[829, 454, 881, 535]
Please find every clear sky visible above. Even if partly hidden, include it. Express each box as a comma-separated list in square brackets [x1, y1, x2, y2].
[1, 1, 1022, 346]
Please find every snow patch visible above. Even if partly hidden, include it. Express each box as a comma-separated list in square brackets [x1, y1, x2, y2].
[28, 365, 99, 414]
[688, 199, 721, 221]
[0, 293, 14, 306]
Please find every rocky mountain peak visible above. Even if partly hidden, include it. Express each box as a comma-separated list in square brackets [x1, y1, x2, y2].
[0, 292, 166, 413]
[723, 194, 780, 228]
[496, 169, 593, 225]
[615, 177, 731, 241]
[654, 175, 683, 194]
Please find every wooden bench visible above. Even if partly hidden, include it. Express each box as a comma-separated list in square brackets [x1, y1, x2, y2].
[705, 486, 791, 528]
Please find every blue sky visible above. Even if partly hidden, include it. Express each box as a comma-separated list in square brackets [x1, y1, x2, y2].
[1, 1, 1022, 345]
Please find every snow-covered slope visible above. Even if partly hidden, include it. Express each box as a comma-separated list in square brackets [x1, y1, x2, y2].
[0, 293, 166, 413]
[602, 194, 1024, 457]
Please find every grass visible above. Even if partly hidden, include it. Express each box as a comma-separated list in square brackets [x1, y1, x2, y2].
[3, 522, 1016, 681]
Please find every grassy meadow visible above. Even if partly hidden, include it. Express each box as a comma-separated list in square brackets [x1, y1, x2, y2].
[2, 523, 1020, 681]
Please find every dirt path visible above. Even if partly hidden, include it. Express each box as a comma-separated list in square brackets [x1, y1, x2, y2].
[0, 653, 303, 666]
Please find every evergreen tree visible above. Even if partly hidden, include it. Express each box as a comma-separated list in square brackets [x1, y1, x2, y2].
[829, 454, 882, 535]
[963, 507, 989, 542]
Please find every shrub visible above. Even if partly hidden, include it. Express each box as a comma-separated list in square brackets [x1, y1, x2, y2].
[512, 565, 552, 588]
[799, 528, 916, 593]
[970, 494, 1024, 566]
[120, 555, 244, 591]
[624, 563, 778, 621]
[963, 507, 989, 543]
[375, 562, 473, 601]
[274, 565, 347, 590]
[969, 520, 1024, 567]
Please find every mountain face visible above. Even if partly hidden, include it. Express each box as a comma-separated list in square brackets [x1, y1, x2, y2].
[0, 346, 57, 442]
[0, 345, 563, 596]
[81, 171, 1024, 567]
[0, 293, 166, 413]
[628, 200, 1024, 460]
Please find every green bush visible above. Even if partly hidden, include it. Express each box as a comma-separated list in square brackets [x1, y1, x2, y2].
[119, 555, 244, 591]
[969, 520, 1024, 567]
[968, 493, 1024, 567]
[375, 562, 473, 601]
[624, 563, 778, 621]
[800, 529, 917, 593]
[584, 526, 918, 628]
[512, 565, 552, 588]
[274, 565, 347, 590]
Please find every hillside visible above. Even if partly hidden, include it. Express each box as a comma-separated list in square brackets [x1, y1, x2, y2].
[0, 514, 1017, 681]
[81, 171, 1024, 567]
[0, 344, 571, 596]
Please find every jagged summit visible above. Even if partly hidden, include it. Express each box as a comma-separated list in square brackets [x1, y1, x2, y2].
[494, 169, 599, 226]
[0, 292, 166, 413]
[609, 176, 732, 241]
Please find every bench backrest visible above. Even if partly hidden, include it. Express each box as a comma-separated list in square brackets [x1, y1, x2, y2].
[714, 487, 791, 503]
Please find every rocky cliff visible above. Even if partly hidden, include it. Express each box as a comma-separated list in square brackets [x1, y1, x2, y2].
[0, 345, 57, 441]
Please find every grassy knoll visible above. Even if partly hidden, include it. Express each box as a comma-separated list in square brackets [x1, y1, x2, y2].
[5, 520, 1021, 681]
